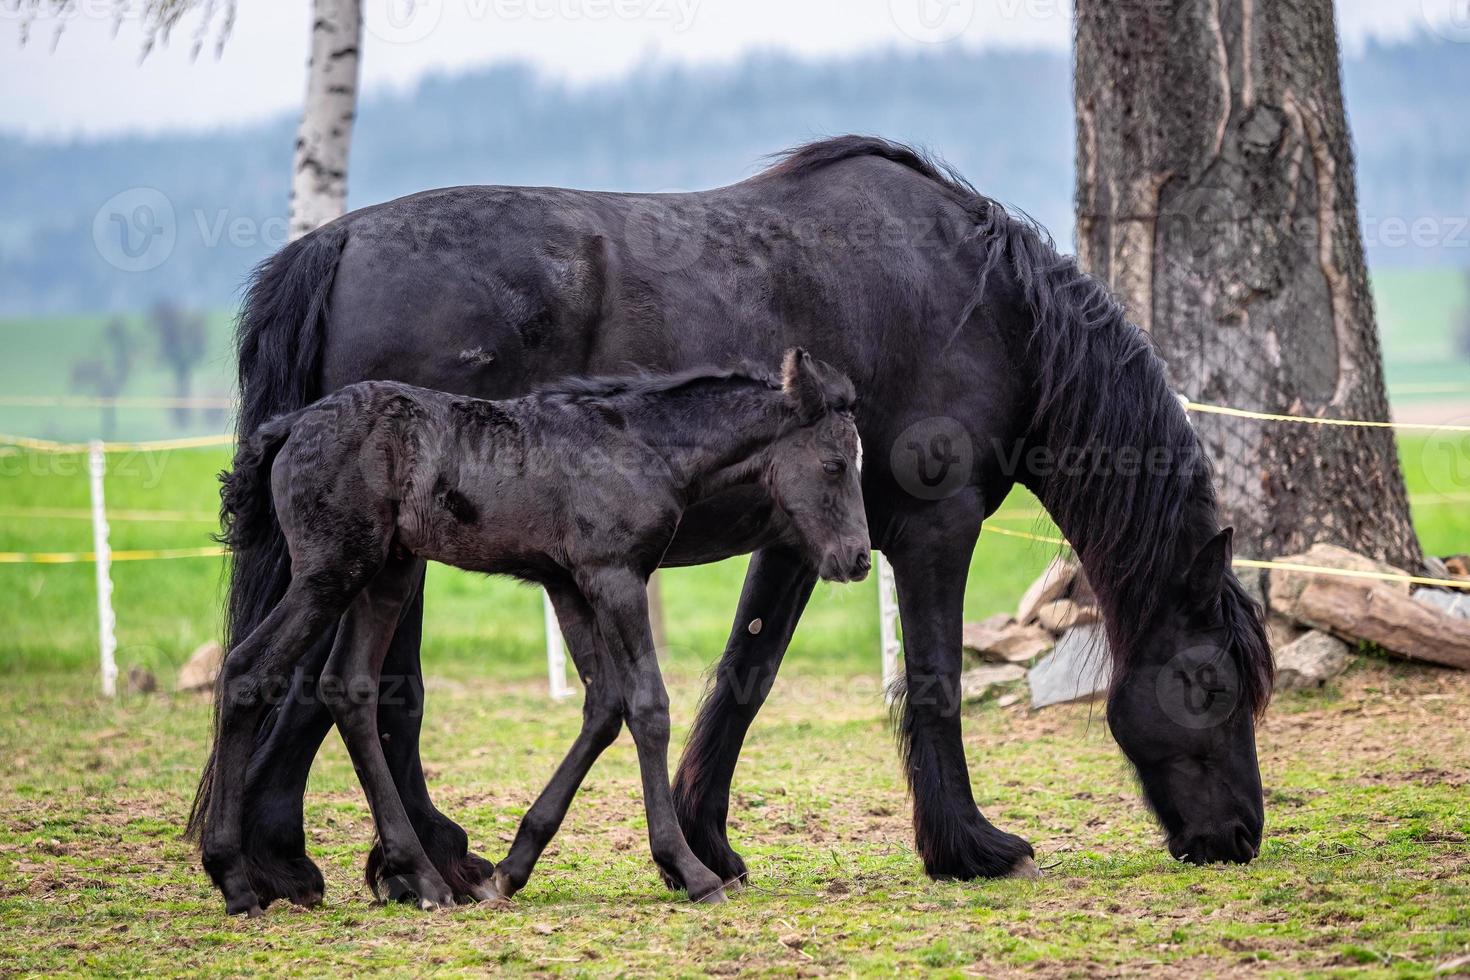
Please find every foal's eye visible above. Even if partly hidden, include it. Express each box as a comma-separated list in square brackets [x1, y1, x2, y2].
[823, 460, 845, 476]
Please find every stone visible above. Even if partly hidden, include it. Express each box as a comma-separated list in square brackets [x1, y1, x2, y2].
[1268, 543, 1412, 618]
[1445, 555, 1470, 579]
[960, 664, 1028, 702]
[1273, 630, 1351, 691]
[962, 615, 1053, 664]
[126, 666, 157, 695]
[1234, 566, 1267, 608]
[1414, 588, 1470, 619]
[1028, 623, 1111, 709]
[1035, 599, 1098, 634]
[177, 640, 223, 692]
[1016, 557, 1077, 624]
[1289, 578, 1470, 670]
[1265, 613, 1306, 652]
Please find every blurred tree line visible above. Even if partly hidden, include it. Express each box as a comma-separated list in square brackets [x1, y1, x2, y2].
[3, 36, 1466, 318]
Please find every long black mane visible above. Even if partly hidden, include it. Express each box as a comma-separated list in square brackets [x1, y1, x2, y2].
[769, 136, 1272, 717]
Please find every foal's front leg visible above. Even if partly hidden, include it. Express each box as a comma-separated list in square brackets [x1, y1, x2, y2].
[321, 557, 455, 911]
[581, 567, 727, 904]
[489, 583, 625, 900]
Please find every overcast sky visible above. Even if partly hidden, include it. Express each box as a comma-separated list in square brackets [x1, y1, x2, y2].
[2, 0, 1458, 139]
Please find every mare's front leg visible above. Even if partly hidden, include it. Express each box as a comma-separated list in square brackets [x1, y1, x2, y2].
[582, 567, 727, 904]
[670, 546, 816, 888]
[887, 494, 1039, 880]
[489, 583, 625, 900]
[321, 557, 455, 911]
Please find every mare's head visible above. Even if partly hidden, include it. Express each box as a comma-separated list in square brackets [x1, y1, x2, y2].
[1104, 526, 1273, 865]
[765, 348, 870, 583]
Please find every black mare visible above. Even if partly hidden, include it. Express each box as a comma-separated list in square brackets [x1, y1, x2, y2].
[193, 136, 1273, 908]
[198, 354, 870, 915]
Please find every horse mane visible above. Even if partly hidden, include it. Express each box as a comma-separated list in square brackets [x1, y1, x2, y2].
[766, 135, 1273, 718]
[532, 363, 780, 404]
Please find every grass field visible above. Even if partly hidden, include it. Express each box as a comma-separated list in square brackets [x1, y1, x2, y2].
[0, 429, 1467, 974]
[1, 272, 1468, 975]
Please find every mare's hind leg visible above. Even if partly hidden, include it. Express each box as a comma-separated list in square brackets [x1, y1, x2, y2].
[201, 576, 355, 916]
[670, 546, 816, 889]
[489, 583, 625, 900]
[321, 557, 455, 911]
[240, 581, 494, 907]
[582, 568, 726, 904]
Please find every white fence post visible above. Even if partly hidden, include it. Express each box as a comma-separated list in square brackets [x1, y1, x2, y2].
[877, 552, 901, 704]
[88, 441, 118, 698]
[543, 590, 572, 700]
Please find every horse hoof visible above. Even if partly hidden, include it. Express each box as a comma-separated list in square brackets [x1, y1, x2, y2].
[1005, 856, 1042, 880]
[418, 886, 456, 912]
[722, 875, 747, 894]
[225, 892, 263, 918]
[692, 883, 728, 905]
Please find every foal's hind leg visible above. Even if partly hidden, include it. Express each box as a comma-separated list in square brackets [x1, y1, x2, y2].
[366, 584, 497, 903]
[201, 577, 353, 916]
[489, 583, 625, 901]
[582, 568, 727, 904]
[321, 557, 455, 911]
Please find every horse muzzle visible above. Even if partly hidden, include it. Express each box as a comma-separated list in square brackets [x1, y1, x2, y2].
[1169, 821, 1261, 865]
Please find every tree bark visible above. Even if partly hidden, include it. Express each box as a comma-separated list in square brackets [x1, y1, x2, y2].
[288, 0, 361, 241]
[1074, 0, 1423, 571]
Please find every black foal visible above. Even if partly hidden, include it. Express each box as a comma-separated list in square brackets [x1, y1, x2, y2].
[198, 349, 869, 916]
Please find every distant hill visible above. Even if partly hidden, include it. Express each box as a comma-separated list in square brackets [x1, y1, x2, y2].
[2, 37, 1467, 317]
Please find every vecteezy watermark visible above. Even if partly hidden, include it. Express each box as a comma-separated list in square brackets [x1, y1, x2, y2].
[1419, 415, 1470, 498]
[1155, 644, 1239, 730]
[1422, 0, 1470, 42]
[365, 0, 701, 44]
[0, 445, 174, 489]
[889, 0, 975, 44]
[889, 417, 974, 500]
[1361, 214, 1470, 252]
[92, 187, 176, 273]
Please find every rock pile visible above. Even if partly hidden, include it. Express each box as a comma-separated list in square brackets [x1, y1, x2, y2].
[959, 543, 1470, 711]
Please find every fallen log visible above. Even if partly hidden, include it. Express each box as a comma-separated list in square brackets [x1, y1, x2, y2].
[1290, 578, 1470, 670]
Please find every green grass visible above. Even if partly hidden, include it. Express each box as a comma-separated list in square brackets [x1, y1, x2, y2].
[0, 431, 1466, 973]
[0, 661, 1466, 974]
[1, 273, 1468, 974]
[1373, 268, 1470, 398]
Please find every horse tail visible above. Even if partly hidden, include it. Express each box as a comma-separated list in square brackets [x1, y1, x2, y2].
[186, 223, 348, 842]
[217, 412, 299, 554]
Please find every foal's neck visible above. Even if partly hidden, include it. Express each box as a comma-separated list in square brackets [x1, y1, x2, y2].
[626, 383, 789, 502]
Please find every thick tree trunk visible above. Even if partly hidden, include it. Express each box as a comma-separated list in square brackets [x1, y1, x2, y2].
[288, 0, 361, 242]
[1074, 0, 1423, 571]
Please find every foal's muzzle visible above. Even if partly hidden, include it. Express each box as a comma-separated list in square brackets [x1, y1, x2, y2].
[821, 549, 871, 583]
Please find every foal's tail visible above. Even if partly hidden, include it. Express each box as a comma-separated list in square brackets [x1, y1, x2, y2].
[186, 223, 348, 842]
[217, 413, 299, 554]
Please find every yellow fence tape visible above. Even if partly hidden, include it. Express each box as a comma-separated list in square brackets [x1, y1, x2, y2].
[1183, 400, 1470, 432]
[0, 545, 226, 565]
[0, 432, 234, 454]
[981, 524, 1470, 591]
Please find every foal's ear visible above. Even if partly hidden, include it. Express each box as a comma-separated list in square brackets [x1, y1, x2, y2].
[1184, 527, 1234, 609]
[781, 347, 826, 422]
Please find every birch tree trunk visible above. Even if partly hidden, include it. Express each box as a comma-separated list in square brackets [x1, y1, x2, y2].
[288, 0, 361, 241]
[1074, 0, 1423, 571]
